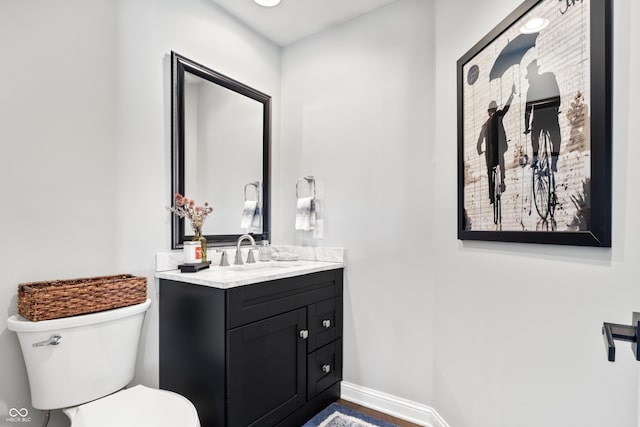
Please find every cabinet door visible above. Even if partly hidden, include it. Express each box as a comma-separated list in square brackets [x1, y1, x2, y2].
[228, 308, 307, 427]
[307, 339, 342, 400]
[308, 297, 342, 352]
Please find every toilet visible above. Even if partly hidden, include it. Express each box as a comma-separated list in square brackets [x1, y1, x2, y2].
[7, 299, 200, 427]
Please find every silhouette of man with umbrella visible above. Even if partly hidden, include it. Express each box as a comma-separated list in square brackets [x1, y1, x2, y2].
[477, 84, 516, 204]
[523, 59, 561, 171]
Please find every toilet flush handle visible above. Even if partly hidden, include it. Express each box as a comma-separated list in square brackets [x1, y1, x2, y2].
[33, 334, 62, 347]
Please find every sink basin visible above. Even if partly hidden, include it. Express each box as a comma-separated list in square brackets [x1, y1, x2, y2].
[227, 262, 301, 272]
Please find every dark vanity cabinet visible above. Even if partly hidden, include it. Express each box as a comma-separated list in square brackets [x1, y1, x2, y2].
[159, 269, 343, 427]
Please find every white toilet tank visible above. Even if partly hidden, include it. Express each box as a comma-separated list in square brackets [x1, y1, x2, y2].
[7, 299, 151, 410]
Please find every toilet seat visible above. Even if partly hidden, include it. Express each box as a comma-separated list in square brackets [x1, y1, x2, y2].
[63, 385, 200, 427]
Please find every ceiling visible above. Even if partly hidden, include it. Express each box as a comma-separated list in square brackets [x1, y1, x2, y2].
[210, 0, 399, 47]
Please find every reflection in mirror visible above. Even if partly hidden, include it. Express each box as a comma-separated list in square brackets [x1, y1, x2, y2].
[172, 52, 270, 248]
[184, 72, 263, 235]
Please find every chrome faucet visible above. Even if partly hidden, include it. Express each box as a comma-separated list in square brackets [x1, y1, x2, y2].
[235, 234, 256, 265]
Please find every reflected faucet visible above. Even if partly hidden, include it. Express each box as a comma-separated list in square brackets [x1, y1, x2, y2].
[235, 234, 256, 265]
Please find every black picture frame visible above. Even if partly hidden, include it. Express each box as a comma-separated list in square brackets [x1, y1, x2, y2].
[457, 0, 612, 247]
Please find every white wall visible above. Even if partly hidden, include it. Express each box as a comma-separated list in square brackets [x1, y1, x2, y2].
[0, 0, 280, 426]
[0, 1, 118, 426]
[113, 0, 281, 395]
[281, 0, 436, 404]
[433, 1, 640, 426]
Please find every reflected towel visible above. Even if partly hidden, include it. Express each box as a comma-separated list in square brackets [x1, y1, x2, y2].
[295, 197, 316, 231]
[251, 205, 262, 231]
[241, 200, 258, 230]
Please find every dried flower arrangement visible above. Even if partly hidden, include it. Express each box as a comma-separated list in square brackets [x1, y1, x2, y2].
[167, 193, 213, 233]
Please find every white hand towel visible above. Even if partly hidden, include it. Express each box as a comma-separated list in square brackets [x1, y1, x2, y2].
[251, 205, 262, 231]
[241, 200, 258, 230]
[309, 199, 316, 230]
[295, 197, 316, 231]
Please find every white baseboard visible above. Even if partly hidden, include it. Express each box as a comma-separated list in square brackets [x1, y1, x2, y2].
[340, 381, 449, 427]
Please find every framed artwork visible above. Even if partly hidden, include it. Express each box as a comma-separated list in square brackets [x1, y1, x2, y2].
[457, 0, 612, 246]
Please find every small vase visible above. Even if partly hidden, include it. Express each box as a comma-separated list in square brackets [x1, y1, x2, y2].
[193, 229, 207, 262]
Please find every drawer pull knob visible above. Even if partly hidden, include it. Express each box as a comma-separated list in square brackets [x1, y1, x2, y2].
[322, 364, 331, 373]
[299, 330, 309, 339]
[322, 319, 331, 328]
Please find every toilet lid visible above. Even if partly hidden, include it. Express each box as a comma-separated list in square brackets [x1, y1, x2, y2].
[67, 385, 200, 427]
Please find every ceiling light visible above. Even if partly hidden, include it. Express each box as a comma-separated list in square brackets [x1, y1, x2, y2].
[254, 0, 281, 6]
[520, 17, 549, 34]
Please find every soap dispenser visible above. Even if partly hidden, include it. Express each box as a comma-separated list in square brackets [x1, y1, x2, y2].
[258, 240, 271, 261]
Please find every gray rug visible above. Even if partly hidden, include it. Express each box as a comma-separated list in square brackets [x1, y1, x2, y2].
[303, 403, 399, 427]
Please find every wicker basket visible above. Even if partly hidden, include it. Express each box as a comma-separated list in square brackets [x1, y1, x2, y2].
[18, 274, 147, 321]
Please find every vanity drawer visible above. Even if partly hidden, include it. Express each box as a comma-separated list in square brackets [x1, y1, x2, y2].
[227, 269, 342, 328]
[307, 339, 342, 400]
[308, 297, 342, 352]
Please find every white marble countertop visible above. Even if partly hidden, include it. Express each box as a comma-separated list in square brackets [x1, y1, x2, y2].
[155, 259, 344, 289]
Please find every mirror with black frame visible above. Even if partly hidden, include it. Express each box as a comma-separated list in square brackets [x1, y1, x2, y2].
[171, 52, 271, 248]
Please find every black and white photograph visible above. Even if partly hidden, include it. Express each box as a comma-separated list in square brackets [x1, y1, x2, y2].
[458, 0, 611, 246]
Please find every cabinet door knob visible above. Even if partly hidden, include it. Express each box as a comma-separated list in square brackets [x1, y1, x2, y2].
[322, 319, 331, 328]
[299, 330, 309, 339]
[322, 364, 331, 373]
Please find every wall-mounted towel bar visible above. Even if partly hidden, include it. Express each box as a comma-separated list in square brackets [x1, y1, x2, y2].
[241, 182, 262, 232]
[295, 176, 317, 231]
[296, 176, 316, 199]
[602, 313, 640, 362]
[244, 181, 261, 205]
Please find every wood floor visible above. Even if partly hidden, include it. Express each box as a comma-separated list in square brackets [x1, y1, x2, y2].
[337, 399, 423, 427]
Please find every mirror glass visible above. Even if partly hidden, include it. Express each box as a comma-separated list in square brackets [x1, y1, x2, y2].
[171, 52, 271, 248]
